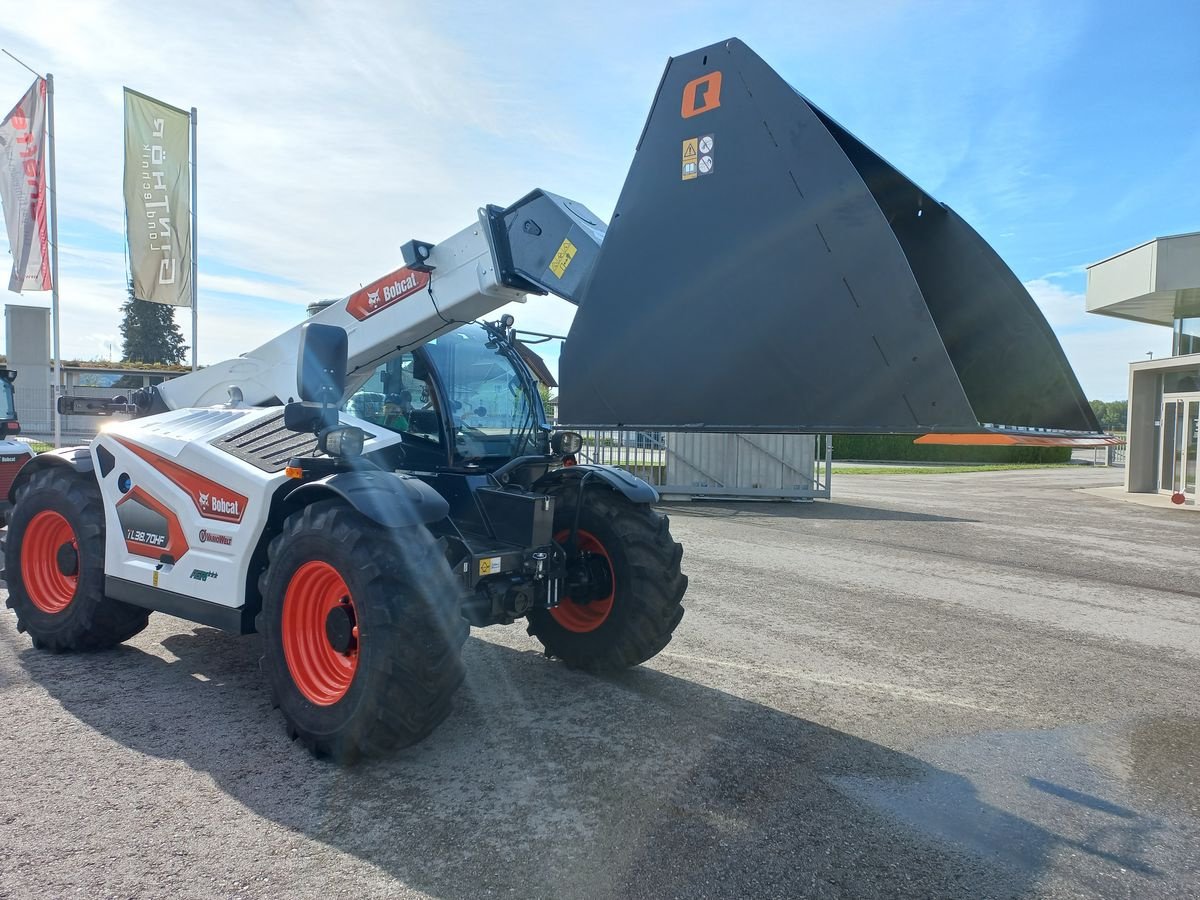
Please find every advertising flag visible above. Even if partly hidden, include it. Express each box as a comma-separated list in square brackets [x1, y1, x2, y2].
[0, 77, 51, 293]
[124, 88, 192, 306]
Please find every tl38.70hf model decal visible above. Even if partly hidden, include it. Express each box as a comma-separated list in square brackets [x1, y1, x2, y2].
[116, 486, 189, 560]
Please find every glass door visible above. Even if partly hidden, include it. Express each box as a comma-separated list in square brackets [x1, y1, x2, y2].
[1185, 400, 1198, 499]
[1161, 399, 1182, 492]
[1161, 395, 1200, 502]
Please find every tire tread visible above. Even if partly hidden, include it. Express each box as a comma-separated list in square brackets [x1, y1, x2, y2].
[257, 499, 467, 762]
[527, 487, 686, 673]
[4, 468, 149, 652]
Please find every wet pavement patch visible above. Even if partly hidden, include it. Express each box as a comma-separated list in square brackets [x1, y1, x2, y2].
[832, 716, 1200, 895]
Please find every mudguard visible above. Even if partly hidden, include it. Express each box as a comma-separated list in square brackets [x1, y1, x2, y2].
[7, 446, 91, 504]
[535, 463, 659, 505]
[560, 38, 1101, 437]
[285, 470, 449, 528]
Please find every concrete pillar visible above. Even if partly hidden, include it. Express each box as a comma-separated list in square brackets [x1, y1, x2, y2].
[3, 305, 53, 438]
[1125, 366, 1159, 492]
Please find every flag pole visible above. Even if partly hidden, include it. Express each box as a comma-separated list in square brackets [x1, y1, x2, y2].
[46, 73, 61, 448]
[189, 106, 197, 371]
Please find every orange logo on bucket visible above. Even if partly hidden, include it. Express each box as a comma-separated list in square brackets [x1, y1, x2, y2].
[681, 71, 722, 118]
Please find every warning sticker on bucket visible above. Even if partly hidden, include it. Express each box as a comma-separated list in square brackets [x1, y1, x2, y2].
[682, 135, 714, 180]
[681, 138, 698, 180]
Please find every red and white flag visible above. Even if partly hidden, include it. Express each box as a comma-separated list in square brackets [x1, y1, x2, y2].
[0, 78, 51, 293]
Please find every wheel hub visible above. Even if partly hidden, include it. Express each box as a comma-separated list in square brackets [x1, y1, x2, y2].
[281, 561, 359, 706]
[21, 510, 79, 614]
[56, 541, 79, 577]
[565, 551, 613, 605]
[551, 528, 616, 634]
[324, 600, 357, 654]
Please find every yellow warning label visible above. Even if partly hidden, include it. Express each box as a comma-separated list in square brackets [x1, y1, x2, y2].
[479, 556, 503, 576]
[549, 238, 577, 279]
[681, 137, 699, 180]
[152, 570, 159, 587]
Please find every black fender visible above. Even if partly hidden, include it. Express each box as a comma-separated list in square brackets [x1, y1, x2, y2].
[8, 446, 92, 504]
[534, 463, 658, 505]
[282, 469, 449, 528]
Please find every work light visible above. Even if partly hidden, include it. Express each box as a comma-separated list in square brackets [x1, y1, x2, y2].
[551, 431, 583, 456]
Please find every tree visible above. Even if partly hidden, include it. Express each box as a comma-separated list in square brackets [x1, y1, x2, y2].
[119, 281, 187, 365]
[1089, 399, 1127, 432]
[537, 382, 556, 420]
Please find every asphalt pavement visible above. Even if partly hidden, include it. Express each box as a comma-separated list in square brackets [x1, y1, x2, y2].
[1, 467, 1198, 899]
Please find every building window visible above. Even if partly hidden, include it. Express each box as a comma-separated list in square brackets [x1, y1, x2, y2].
[1174, 316, 1200, 356]
[1164, 369, 1200, 393]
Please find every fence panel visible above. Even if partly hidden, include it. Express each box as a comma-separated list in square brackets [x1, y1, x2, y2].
[575, 429, 831, 501]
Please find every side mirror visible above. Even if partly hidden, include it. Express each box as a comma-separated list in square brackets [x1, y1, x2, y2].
[297, 322, 348, 404]
[286, 323, 348, 434]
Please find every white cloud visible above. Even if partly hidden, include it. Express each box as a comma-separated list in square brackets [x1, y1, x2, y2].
[198, 274, 316, 307]
[0, 1, 659, 365]
[0, 2, 1182, 411]
[1024, 277, 1091, 331]
[1024, 277, 1170, 400]
[1059, 327, 1167, 402]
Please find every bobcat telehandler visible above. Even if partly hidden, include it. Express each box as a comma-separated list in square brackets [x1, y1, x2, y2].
[3, 40, 1104, 761]
[0, 368, 34, 510]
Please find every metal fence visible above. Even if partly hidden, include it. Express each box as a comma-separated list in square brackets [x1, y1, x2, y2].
[574, 430, 832, 501]
[1073, 442, 1127, 467]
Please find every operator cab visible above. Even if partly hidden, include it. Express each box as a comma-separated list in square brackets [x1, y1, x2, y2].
[0, 369, 19, 438]
[344, 321, 549, 472]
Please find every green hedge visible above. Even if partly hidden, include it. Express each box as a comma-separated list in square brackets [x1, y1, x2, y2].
[830, 434, 1071, 464]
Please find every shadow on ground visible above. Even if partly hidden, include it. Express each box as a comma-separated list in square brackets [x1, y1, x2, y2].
[665, 500, 974, 524]
[18, 627, 1153, 898]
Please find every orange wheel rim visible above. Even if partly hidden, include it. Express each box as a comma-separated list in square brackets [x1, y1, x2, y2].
[551, 528, 615, 633]
[282, 561, 359, 705]
[20, 510, 78, 614]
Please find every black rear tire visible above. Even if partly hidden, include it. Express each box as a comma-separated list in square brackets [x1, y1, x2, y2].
[527, 487, 687, 672]
[257, 499, 468, 762]
[4, 467, 149, 651]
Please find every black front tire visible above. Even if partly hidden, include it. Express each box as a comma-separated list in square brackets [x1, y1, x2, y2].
[257, 499, 468, 762]
[4, 467, 149, 651]
[527, 487, 687, 672]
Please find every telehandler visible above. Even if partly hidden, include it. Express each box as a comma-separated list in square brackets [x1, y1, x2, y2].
[0, 368, 34, 509]
[3, 40, 1102, 760]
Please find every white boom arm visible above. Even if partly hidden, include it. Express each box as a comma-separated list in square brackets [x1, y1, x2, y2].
[153, 189, 605, 412]
[155, 214, 525, 411]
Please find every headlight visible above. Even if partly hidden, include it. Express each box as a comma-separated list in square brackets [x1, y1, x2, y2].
[551, 431, 583, 455]
[320, 425, 365, 458]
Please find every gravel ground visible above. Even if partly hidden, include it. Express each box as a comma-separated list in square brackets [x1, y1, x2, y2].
[1, 467, 1198, 899]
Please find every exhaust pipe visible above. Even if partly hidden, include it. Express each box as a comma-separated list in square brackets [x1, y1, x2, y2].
[559, 39, 1101, 438]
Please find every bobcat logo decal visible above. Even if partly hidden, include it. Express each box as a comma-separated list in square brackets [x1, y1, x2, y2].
[346, 266, 431, 320]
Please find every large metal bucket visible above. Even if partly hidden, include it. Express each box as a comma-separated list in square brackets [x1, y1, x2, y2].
[560, 39, 1099, 437]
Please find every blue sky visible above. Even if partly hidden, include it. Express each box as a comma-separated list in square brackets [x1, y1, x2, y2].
[1, 0, 1197, 400]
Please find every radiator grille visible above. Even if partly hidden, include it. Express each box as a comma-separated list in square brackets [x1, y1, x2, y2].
[0, 457, 29, 500]
[211, 412, 322, 473]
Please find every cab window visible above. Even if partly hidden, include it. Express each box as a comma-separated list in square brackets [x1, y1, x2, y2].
[343, 352, 443, 446]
